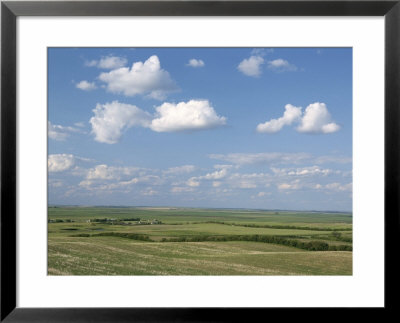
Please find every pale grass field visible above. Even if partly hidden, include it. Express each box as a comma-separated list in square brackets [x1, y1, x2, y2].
[48, 237, 352, 275]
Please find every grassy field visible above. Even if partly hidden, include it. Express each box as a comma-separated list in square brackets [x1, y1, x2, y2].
[48, 206, 352, 275]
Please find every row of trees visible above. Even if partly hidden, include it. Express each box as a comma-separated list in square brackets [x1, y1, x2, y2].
[193, 221, 352, 232]
[161, 234, 352, 251]
[71, 232, 152, 241]
[48, 219, 74, 223]
[70, 232, 352, 251]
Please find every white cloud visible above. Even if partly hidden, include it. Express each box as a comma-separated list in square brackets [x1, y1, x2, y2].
[278, 182, 300, 190]
[48, 121, 84, 141]
[267, 59, 297, 72]
[276, 178, 352, 193]
[271, 166, 333, 177]
[76, 80, 97, 91]
[237, 55, 264, 77]
[150, 100, 226, 132]
[86, 164, 117, 180]
[86, 56, 127, 69]
[48, 154, 76, 172]
[256, 104, 302, 133]
[297, 102, 340, 134]
[89, 101, 152, 144]
[185, 168, 229, 188]
[256, 102, 340, 134]
[89, 99, 226, 143]
[98, 55, 178, 99]
[187, 59, 205, 67]
[79, 177, 140, 191]
[48, 122, 68, 141]
[86, 164, 144, 181]
[186, 178, 200, 187]
[202, 168, 228, 180]
[78, 169, 161, 192]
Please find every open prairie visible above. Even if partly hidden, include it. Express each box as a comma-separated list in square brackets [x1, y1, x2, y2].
[48, 206, 352, 275]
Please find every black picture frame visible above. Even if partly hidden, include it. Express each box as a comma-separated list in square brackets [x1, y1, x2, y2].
[1, 0, 399, 321]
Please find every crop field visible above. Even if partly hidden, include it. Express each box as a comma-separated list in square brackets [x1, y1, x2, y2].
[48, 207, 352, 275]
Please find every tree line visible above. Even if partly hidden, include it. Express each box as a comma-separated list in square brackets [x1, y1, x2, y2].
[70, 232, 352, 251]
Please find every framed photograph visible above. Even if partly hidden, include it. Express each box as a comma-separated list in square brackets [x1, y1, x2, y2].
[1, 0, 399, 321]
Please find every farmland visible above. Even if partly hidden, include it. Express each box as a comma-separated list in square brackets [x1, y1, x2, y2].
[48, 206, 352, 275]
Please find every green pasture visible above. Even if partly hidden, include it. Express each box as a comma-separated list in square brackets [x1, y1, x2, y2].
[48, 206, 352, 275]
[49, 222, 345, 239]
[48, 237, 352, 275]
[48, 206, 352, 225]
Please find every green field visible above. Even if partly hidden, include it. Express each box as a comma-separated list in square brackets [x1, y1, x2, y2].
[48, 206, 352, 275]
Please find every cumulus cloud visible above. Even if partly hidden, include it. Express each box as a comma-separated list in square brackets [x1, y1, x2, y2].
[187, 59, 205, 67]
[87, 165, 115, 180]
[78, 166, 162, 192]
[76, 80, 97, 91]
[87, 165, 125, 180]
[201, 168, 228, 180]
[237, 55, 264, 77]
[48, 121, 84, 141]
[79, 177, 140, 191]
[185, 169, 227, 188]
[89, 100, 226, 143]
[48, 122, 68, 141]
[267, 59, 297, 72]
[150, 100, 226, 132]
[276, 178, 352, 192]
[89, 101, 152, 144]
[277, 181, 301, 190]
[86, 56, 127, 69]
[98, 55, 178, 99]
[297, 102, 340, 134]
[271, 166, 334, 177]
[256, 104, 302, 133]
[186, 178, 200, 187]
[85, 164, 144, 181]
[256, 102, 340, 134]
[48, 154, 76, 172]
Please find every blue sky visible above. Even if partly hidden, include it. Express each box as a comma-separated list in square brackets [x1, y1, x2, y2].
[48, 47, 352, 211]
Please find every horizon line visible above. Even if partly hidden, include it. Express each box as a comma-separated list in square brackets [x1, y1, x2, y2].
[48, 204, 352, 214]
